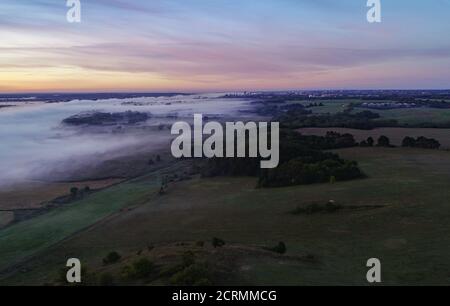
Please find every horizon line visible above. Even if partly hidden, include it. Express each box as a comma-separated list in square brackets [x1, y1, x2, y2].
[1, 88, 450, 95]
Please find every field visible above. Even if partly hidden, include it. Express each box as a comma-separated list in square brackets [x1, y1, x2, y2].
[361, 107, 450, 125]
[1, 147, 450, 285]
[0, 161, 192, 274]
[298, 127, 450, 149]
[291, 100, 354, 114]
[0, 179, 123, 210]
[0, 212, 14, 229]
[295, 99, 450, 126]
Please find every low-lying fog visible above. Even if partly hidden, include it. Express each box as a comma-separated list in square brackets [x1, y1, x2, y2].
[0, 93, 253, 188]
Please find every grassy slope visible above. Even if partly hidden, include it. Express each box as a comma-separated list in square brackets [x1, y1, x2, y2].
[2, 147, 450, 285]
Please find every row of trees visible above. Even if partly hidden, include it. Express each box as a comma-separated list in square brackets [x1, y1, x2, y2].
[360, 135, 441, 149]
[359, 135, 392, 147]
[402, 136, 441, 149]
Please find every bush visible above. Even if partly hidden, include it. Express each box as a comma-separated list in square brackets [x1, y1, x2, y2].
[70, 187, 79, 197]
[132, 258, 155, 279]
[269, 242, 287, 254]
[169, 263, 212, 286]
[102, 251, 121, 265]
[212, 237, 225, 248]
[181, 251, 196, 268]
[121, 258, 155, 280]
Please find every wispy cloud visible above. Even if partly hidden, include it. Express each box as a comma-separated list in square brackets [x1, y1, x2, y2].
[0, 0, 449, 91]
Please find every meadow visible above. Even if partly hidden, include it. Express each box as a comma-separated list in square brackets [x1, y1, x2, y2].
[299, 99, 450, 126]
[1, 147, 450, 285]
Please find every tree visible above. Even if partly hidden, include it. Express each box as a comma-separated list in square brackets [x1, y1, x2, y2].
[402, 136, 416, 147]
[367, 137, 374, 147]
[377, 135, 391, 147]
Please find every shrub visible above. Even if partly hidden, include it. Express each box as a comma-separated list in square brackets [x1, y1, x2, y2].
[270, 242, 287, 254]
[181, 251, 196, 268]
[169, 263, 212, 286]
[102, 251, 121, 265]
[131, 258, 155, 279]
[70, 187, 79, 197]
[212, 237, 225, 248]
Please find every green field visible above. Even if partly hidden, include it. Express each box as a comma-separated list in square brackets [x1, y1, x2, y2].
[357, 107, 450, 125]
[1, 147, 450, 285]
[292, 99, 450, 125]
[290, 99, 354, 114]
[0, 162, 187, 273]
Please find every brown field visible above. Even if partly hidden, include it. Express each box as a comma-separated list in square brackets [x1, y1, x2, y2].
[0, 179, 123, 210]
[298, 127, 450, 149]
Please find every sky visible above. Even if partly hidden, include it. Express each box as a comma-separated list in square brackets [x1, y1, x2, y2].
[0, 0, 449, 92]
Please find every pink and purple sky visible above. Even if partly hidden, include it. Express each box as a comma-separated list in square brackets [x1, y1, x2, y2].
[1, 0, 449, 92]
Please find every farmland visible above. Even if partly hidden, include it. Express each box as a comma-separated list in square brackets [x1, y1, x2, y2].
[2, 147, 450, 285]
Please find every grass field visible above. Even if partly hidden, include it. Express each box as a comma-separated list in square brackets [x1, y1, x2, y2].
[1, 147, 450, 285]
[0, 179, 123, 210]
[356, 107, 450, 125]
[0, 160, 192, 274]
[298, 127, 450, 149]
[291, 99, 450, 125]
[299, 100, 353, 114]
